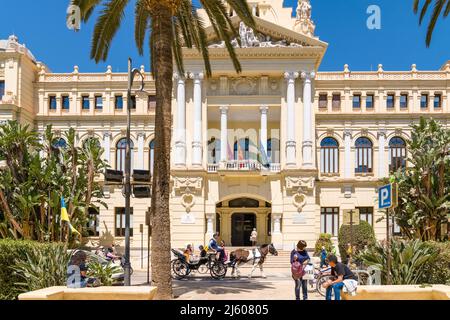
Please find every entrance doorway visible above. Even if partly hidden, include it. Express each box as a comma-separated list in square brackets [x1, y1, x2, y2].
[231, 213, 256, 246]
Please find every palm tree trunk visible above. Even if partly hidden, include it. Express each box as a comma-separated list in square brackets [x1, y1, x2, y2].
[150, 5, 174, 300]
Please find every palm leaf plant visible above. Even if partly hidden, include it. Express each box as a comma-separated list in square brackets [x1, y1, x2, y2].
[71, 0, 255, 299]
[413, 0, 449, 46]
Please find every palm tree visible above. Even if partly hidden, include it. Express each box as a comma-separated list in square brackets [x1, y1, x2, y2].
[414, 0, 449, 46]
[71, 0, 254, 299]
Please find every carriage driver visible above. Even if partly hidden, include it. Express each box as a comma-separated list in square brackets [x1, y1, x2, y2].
[209, 232, 226, 262]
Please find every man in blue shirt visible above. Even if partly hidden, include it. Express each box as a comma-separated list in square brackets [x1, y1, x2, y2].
[209, 232, 225, 261]
[290, 240, 311, 300]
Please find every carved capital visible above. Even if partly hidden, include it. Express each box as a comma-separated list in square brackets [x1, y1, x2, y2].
[284, 71, 299, 80]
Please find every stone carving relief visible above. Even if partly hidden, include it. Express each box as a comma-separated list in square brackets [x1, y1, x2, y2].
[292, 192, 307, 212]
[285, 176, 315, 192]
[230, 77, 258, 95]
[208, 77, 280, 96]
[181, 191, 195, 213]
[173, 177, 203, 192]
[209, 22, 304, 49]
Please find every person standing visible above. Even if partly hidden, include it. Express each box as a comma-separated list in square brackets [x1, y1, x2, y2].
[290, 240, 310, 300]
[323, 254, 358, 300]
[250, 228, 258, 246]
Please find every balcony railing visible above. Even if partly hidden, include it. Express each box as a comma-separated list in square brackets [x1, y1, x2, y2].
[207, 160, 281, 174]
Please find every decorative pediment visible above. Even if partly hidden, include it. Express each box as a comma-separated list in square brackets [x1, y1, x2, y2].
[204, 16, 327, 50]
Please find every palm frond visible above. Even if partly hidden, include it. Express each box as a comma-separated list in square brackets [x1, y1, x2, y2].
[135, 0, 151, 56]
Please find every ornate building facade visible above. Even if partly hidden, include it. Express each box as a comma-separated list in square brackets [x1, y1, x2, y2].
[1, 1, 449, 263]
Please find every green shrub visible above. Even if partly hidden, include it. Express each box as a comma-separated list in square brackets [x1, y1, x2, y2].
[87, 261, 121, 286]
[357, 239, 439, 285]
[314, 233, 334, 256]
[338, 221, 376, 262]
[0, 240, 69, 300]
[421, 241, 450, 285]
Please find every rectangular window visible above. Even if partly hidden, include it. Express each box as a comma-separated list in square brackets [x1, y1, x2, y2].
[87, 207, 100, 237]
[320, 144, 339, 174]
[130, 95, 137, 110]
[420, 94, 428, 109]
[319, 94, 328, 109]
[148, 95, 156, 110]
[366, 95, 374, 109]
[357, 207, 373, 226]
[400, 94, 408, 109]
[115, 207, 133, 237]
[434, 94, 442, 109]
[387, 94, 395, 109]
[81, 96, 90, 110]
[95, 96, 103, 110]
[353, 95, 361, 109]
[320, 207, 339, 236]
[61, 95, 70, 110]
[0, 81, 5, 99]
[49, 96, 57, 110]
[115, 95, 123, 109]
[332, 94, 341, 109]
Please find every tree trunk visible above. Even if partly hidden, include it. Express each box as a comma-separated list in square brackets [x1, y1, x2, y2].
[150, 5, 174, 300]
[0, 189, 24, 237]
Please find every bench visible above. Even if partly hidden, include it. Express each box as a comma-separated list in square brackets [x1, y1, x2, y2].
[18, 286, 158, 300]
[342, 285, 450, 300]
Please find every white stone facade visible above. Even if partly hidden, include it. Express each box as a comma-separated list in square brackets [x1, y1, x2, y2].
[1, 1, 450, 267]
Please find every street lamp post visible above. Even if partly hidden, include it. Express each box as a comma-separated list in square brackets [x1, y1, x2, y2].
[124, 58, 145, 286]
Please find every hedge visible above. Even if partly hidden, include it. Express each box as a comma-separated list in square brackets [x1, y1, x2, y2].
[338, 220, 376, 263]
[0, 240, 68, 300]
[314, 233, 334, 256]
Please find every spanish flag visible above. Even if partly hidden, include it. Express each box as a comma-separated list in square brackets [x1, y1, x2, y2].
[61, 197, 81, 236]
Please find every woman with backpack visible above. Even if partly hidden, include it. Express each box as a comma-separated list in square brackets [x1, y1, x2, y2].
[290, 240, 310, 300]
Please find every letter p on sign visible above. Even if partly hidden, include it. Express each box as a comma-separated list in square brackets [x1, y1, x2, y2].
[379, 184, 392, 209]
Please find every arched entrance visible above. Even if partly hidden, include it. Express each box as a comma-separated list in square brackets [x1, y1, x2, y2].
[231, 213, 256, 246]
[216, 196, 271, 247]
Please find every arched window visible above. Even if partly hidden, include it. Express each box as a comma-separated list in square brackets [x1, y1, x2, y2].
[116, 138, 134, 172]
[355, 137, 373, 173]
[389, 137, 407, 172]
[208, 137, 221, 164]
[52, 138, 67, 150]
[267, 138, 280, 164]
[234, 138, 249, 160]
[320, 137, 339, 174]
[149, 140, 155, 175]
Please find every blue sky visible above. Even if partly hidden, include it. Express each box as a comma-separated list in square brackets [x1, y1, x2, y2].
[0, 0, 448, 72]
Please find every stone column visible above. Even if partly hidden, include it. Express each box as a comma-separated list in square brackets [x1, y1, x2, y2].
[260, 105, 268, 161]
[378, 130, 387, 178]
[191, 72, 204, 167]
[220, 105, 229, 164]
[205, 213, 215, 241]
[271, 213, 283, 250]
[137, 132, 145, 170]
[174, 73, 186, 166]
[102, 132, 111, 164]
[344, 129, 352, 179]
[284, 71, 299, 167]
[301, 71, 315, 168]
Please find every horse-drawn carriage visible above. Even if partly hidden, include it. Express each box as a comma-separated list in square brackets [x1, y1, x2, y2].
[170, 249, 228, 280]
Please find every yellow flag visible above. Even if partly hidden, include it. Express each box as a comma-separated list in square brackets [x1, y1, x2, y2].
[61, 197, 81, 236]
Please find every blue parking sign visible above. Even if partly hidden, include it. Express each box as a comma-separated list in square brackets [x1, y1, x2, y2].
[379, 184, 392, 209]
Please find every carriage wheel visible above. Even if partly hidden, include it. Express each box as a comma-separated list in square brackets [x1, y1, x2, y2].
[316, 274, 334, 297]
[210, 261, 227, 279]
[171, 259, 190, 280]
[197, 264, 209, 274]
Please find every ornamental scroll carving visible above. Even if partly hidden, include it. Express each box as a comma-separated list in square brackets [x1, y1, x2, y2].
[285, 176, 315, 192]
[173, 177, 203, 192]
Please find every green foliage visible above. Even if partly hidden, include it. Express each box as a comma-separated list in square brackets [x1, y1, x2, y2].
[0, 121, 108, 244]
[420, 241, 450, 285]
[389, 117, 450, 241]
[87, 261, 121, 286]
[0, 239, 69, 300]
[357, 239, 439, 285]
[338, 221, 376, 261]
[314, 233, 334, 256]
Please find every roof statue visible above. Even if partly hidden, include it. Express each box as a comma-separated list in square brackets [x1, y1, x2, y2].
[294, 0, 316, 37]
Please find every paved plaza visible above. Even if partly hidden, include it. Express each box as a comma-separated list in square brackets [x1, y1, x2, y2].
[132, 269, 323, 300]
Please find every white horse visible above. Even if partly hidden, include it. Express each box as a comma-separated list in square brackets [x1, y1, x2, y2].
[229, 244, 278, 279]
